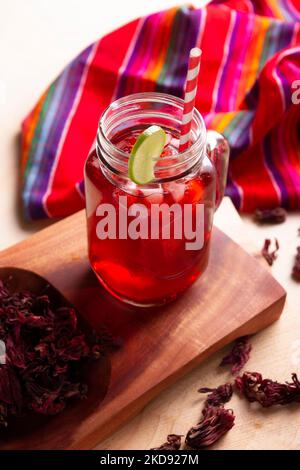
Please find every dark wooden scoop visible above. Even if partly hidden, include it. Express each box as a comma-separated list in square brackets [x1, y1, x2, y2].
[0, 267, 111, 449]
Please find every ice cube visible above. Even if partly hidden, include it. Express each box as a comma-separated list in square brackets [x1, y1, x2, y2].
[163, 182, 186, 203]
[138, 185, 164, 204]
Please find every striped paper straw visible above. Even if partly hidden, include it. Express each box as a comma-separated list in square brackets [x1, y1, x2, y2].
[179, 48, 202, 153]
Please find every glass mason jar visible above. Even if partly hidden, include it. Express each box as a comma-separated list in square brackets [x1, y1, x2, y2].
[84, 93, 229, 307]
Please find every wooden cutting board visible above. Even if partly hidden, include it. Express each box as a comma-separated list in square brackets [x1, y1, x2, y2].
[0, 205, 286, 450]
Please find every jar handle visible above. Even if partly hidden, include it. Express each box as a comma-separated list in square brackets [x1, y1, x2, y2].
[206, 130, 230, 210]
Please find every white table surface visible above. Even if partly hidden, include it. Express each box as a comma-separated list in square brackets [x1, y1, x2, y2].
[1, 0, 300, 450]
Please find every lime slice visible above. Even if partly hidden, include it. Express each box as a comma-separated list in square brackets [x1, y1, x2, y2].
[128, 125, 166, 185]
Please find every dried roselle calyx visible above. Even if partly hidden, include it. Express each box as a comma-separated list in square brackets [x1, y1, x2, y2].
[261, 238, 279, 266]
[0, 403, 8, 427]
[292, 247, 300, 281]
[220, 336, 252, 375]
[254, 207, 287, 224]
[198, 383, 233, 407]
[185, 406, 235, 449]
[151, 434, 182, 450]
[235, 372, 263, 403]
[0, 279, 111, 427]
[235, 372, 300, 407]
[0, 366, 23, 426]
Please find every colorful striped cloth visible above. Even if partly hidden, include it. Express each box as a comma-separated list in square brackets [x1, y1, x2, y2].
[21, 0, 300, 219]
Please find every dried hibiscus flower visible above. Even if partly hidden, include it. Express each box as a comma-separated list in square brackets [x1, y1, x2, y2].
[220, 336, 252, 375]
[185, 406, 235, 449]
[235, 372, 300, 407]
[151, 434, 182, 450]
[261, 238, 279, 266]
[254, 207, 287, 224]
[0, 279, 112, 427]
[292, 247, 300, 281]
[198, 383, 233, 407]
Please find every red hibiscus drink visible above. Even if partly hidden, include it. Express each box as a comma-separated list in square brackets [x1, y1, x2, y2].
[84, 93, 229, 306]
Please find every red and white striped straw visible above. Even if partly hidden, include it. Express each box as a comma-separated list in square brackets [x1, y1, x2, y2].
[179, 47, 202, 153]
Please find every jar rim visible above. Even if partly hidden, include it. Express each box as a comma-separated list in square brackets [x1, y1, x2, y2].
[97, 92, 206, 182]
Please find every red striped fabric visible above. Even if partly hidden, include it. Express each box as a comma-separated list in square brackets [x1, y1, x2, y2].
[21, 1, 300, 219]
[45, 20, 140, 218]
